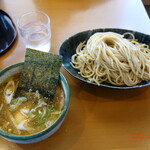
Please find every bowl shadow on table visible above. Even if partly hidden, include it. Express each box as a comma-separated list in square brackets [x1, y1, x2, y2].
[71, 76, 149, 102]
[70, 75, 150, 114]
[71, 77, 150, 127]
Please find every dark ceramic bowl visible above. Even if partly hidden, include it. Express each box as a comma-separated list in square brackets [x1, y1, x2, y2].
[59, 28, 150, 89]
[0, 10, 17, 54]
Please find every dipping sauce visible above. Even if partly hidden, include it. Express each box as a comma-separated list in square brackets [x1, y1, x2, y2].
[0, 73, 65, 135]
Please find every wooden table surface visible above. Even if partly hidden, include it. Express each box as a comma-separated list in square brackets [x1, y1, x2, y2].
[0, 0, 150, 149]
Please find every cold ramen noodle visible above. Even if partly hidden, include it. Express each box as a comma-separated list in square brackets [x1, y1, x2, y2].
[71, 32, 150, 86]
[0, 73, 65, 135]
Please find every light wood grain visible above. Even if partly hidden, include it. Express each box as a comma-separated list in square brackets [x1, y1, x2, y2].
[0, 0, 150, 149]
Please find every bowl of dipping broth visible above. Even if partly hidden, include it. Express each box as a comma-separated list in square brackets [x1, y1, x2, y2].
[0, 62, 70, 143]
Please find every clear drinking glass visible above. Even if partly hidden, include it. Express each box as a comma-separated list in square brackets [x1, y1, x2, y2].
[18, 11, 51, 52]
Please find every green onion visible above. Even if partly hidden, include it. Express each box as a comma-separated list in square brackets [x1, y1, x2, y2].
[9, 97, 27, 111]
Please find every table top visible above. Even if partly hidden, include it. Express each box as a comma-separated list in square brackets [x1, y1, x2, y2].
[0, 0, 150, 149]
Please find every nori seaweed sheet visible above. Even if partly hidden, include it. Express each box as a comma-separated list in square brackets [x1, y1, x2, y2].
[16, 48, 62, 98]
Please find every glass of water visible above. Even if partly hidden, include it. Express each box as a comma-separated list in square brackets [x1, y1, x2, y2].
[18, 11, 51, 52]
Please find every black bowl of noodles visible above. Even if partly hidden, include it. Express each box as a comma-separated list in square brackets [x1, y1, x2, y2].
[59, 28, 150, 89]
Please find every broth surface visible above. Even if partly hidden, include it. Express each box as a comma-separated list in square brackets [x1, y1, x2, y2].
[0, 73, 65, 135]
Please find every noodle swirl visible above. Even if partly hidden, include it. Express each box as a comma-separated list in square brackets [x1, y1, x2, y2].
[71, 32, 150, 86]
